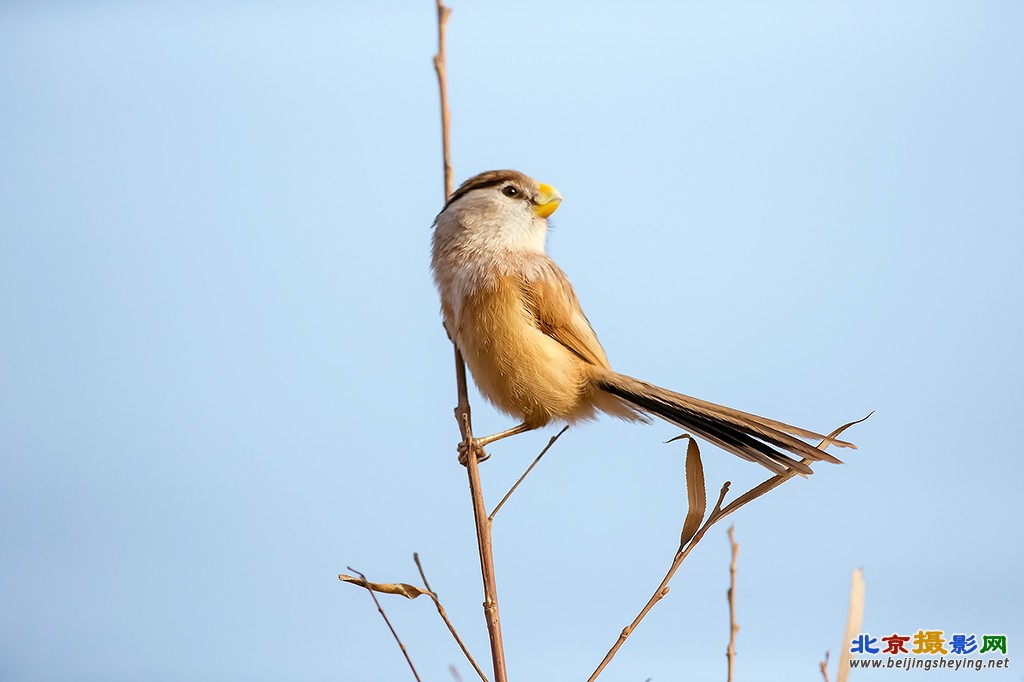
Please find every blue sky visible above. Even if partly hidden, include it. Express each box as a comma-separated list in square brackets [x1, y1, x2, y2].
[1, 2, 1021, 681]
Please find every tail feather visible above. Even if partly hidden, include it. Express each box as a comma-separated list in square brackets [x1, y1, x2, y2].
[595, 371, 854, 475]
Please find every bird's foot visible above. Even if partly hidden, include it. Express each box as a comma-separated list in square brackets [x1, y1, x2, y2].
[457, 438, 490, 466]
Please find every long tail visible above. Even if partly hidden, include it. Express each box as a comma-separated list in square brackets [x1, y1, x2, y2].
[594, 371, 855, 475]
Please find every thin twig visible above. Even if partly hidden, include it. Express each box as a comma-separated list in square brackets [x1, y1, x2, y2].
[589, 470, 780, 680]
[820, 650, 831, 682]
[590, 416, 867, 680]
[433, 3, 508, 681]
[489, 425, 568, 520]
[413, 553, 490, 682]
[348, 567, 422, 682]
[433, 0, 453, 199]
[726, 525, 739, 682]
[589, 482, 732, 681]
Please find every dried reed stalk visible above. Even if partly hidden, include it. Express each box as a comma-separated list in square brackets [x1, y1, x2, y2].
[727, 525, 739, 682]
[433, 2, 508, 680]
[836, 568, 865, 682]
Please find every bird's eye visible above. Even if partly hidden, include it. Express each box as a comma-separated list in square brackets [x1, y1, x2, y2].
[502, 185, 519, 198]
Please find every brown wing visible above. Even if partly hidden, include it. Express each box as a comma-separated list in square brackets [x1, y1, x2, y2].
[519, 263, 611, 369]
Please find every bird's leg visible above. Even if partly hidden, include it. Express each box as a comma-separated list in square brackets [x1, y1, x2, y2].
[457, 423, 537, 465]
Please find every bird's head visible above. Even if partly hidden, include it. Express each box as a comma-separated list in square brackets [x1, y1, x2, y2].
[432, 170, 562, 256]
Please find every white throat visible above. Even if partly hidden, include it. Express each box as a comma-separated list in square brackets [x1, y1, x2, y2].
[450, 192, 548, 256]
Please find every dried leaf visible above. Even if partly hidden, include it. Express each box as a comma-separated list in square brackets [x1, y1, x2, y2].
[678, 435, 706, 547]
[339, 573, 433, 600]
[719, 470, 791, 520]
[817, 412, 873, 451]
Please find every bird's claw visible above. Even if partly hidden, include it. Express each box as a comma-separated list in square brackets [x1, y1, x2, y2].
[457, 439, 489, 465]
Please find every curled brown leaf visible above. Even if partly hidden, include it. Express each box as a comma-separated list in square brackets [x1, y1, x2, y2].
[339, 573, 433, 600]
[675, 435, 707, 547]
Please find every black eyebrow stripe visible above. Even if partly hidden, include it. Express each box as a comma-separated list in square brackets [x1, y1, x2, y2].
[445, 178, 505, 207]
[444, 171, 524, 208]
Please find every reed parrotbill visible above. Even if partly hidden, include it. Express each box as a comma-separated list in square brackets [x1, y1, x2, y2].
[431, 170, 853, 474]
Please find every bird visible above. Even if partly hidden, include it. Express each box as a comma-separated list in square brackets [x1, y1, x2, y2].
[430, 169, 854, 474]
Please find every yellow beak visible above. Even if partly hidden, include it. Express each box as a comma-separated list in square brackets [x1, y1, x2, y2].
[533, 183, 562, 219]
